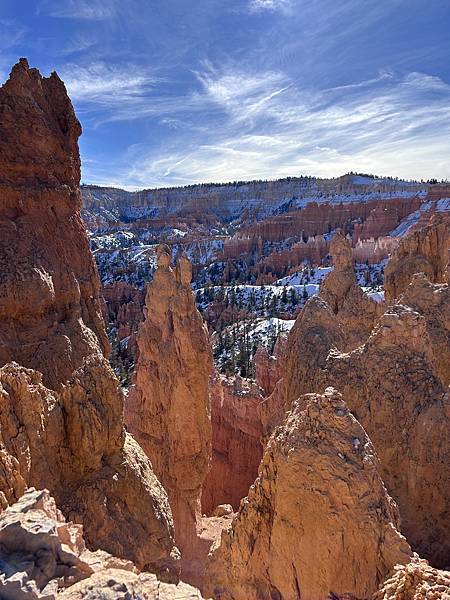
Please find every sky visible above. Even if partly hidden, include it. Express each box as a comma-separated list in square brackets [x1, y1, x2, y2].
[0, 0, 449, 189]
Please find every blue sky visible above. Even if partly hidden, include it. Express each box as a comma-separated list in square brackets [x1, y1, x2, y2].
[1, 0, 449, 188]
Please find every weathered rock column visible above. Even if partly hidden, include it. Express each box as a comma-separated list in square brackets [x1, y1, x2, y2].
[126, 246, 212, 560]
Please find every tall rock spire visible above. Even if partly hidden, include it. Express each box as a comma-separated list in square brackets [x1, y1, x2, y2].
[126, 245, 212, 567]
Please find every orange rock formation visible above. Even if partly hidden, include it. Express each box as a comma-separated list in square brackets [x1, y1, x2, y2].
[0, 59, 176, 574]
[278, 271, 450, 567]
[0, 59, 108, 391]
[201, 374, 263, 515]
[374, 559, 450, 600]
[0, 487, 203, 599]
[125, 246, 212, 565]
[206, 388, 412, 600]
[384, 215, 449, 302]
[242, 198, 422, 244]
[319, 230, 381, 349]
[254, 334, 286, 396]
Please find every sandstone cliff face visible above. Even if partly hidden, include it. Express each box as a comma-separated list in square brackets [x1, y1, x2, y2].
[201, 375, 263, 515]
[279, 289, 450, 567]
[82, 178, 426, 228]
[0, 60, 176, 574]
[0, 488, 203, 599]
[322, 306, 449, 568]
[319, 230, 380, 349]
[0, 58, 109, 391]
[243, 197, 422, 244]
[125, 246, 212, 562]
[351, 203, 409, 243]
[260, 295, 345, 437]
[206, 388, 411, 600]
[384, 216, 449, 302]
[275, 295, 344, 425]
[374, 559, 450, 600]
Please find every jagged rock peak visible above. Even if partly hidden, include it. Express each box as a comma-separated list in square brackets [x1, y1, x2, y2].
[277, 284, 450, 567]
[125, 251, 212, 568]
[0, 59, 108, 389]
[319, 230, 380, 349]
[0, 58, 81, 187]
[206, 388, 411, 600]
[157, 243, 172, 268]
[0, 59, 177, 574]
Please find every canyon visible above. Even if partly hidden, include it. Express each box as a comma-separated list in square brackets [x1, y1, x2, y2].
[0, 58, 449, 599]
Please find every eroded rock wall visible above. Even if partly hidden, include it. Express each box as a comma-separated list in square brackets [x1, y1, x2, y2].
[384, 216, 449, 302]
[278, 287, 450, 567]
[201, 375, 263, 515]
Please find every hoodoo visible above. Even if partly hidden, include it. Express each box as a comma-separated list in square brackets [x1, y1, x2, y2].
[270, 227, 450, 567]
[384, 215, 449, 302]
[126, 246, 212, 567]
[319, 229, 379, 349]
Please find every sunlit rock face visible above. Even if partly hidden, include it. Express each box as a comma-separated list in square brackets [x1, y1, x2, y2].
[384, 215, 449, 302]
[0, 488, 204, 599]
[276, 293, 449, 566]
[126, 246, 213, 566]
[205, 388, 412, 600]
[319, 229, 380, 350]
[0, 59, 177, 574]
[0, 59, 109, 391]
[374, 558, 450, 600]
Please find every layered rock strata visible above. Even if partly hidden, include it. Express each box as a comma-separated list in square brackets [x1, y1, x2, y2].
[206, 388, 412, 600]
[125, 246, 212, 563]
[201, 375, 263, 515]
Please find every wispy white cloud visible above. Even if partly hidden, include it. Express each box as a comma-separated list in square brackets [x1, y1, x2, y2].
[0, 19, 26, 49]
[248, 0, 292, 13]
[194, 64, 291, 123]
[112, 65, 450, 187]
[38, 0, 117, 20]
[60, 62, 159, 107]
